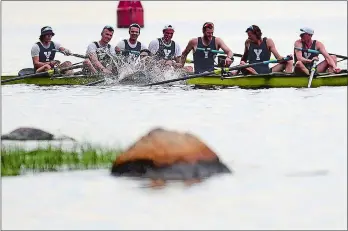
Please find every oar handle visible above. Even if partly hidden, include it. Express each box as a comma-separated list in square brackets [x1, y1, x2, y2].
[294, 47, 348, 60]
[225, 55, 293, 72]
[53, 49, 87, 59]
[196, 48, 243, 58]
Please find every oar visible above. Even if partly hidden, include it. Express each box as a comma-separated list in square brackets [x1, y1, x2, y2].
[84, 79, 106, 86]
[144, 56, 293, 87]
[294, 47, 347, 60]
[16, 61, 84, 77]
[84, 73, 118, 86]
[308, 60, 319, 88]
[196, 48, 243, 57]
[1, 64, 83, 84]
[53, 49, 87, 59]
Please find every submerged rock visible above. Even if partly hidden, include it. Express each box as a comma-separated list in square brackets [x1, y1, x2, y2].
[111, 128, 231, 186]
[1, 127, 75, 141]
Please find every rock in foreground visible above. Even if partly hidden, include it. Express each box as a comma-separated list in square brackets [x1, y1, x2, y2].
[111, 128, 231, 186]
[1, 127, 75, 141]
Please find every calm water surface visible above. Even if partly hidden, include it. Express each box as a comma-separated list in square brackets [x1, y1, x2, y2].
[2, 1, 347, 229]
[2, 84, 347, 229]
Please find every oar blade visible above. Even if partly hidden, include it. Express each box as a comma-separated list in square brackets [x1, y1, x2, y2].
[307, 60, 319, 88]
[18, 68, 35, 76]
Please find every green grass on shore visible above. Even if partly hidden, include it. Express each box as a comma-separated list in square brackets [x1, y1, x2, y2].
[1, 144, 123, 177]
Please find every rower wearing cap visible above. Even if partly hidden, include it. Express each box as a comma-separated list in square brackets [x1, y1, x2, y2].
[115, 23, 147, 59]
[293, 27, 340, 75]
[85, 25, 117, 74]
[31, 26, 73, 74]
[180, 22, 234, 74]
[238, 25, 293, 75]
[148, 25, 182, 68]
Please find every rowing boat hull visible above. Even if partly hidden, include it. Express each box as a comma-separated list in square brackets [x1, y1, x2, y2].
[186, 72, 348, 88]
[1, 75, 99, 86]
[2, 72, 347, 88]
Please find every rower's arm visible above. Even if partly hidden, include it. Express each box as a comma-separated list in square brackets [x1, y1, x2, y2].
[294, 41, 312, 64]
[241, 40, 249, 62]
[31, 44, 49, 69]
[180, 39, 194, 67]
[58, 46, 71, 56]
[216, 38, 233, 58]
[317, 41, 337, 68]
[86, 44, 108, 71]
[58, 47, 67, 52]
[173, 44, 183, 67]
[267, 38, 282, 60]
[32, 56, 48, 69]
[88, 52, 107, 71]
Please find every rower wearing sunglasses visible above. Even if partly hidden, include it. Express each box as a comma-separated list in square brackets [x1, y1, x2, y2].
[293, 27, 340, 75]
[148, 25, 182, 68]
[115, 23, 147, 60]
[237, 25, 293, 75]
[180, 22, 234, 74]
[31, 26, 73, 74]
[84, 25, 117, 75]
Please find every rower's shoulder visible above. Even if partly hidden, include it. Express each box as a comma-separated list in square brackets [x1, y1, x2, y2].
[189, 37, 198, 43]
[186, 37, 198, 46]
[294, 39, 302, 44]
[31, 42, 40, 48]
[87, 41, 98, 47]
[264, 37, 275, 45]
[213, 36, 222, 42]
[149, 38, 160, 45]
[314, 40, 323, 45]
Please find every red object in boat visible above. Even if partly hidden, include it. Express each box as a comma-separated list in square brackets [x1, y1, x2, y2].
[117, 1, 144, 28]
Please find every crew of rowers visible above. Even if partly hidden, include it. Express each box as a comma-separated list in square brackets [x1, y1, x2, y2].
[31, 23, 341, 77]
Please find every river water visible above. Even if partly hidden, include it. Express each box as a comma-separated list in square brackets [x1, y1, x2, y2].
[1, 1, 347, 230]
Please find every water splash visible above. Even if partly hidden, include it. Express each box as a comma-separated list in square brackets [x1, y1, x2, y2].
[97, 53, 187, 86]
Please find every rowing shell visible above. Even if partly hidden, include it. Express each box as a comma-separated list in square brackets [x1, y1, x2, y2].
[1, 74, 100, 86]
[1, 72, 347, 88]
[186, 72, 348, 89]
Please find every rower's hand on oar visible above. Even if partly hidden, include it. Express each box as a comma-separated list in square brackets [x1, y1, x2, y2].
[224, 57, 233, 67]
[61, 49, 72, 56]
[278, 55, 293, 63]
[311, 56, 319, 62]
[49, 60, 60, 68]
[333, 67, 341, 74]
[174, 62, 183, 68]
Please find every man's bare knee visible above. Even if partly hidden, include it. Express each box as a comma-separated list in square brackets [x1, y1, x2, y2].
[61, 61, 72, 67]
[295, 61, 304, 68]
[287, 60, 294, 66]
[36, 64, 51, 73]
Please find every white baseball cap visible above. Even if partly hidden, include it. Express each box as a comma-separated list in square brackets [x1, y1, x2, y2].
[163, 24, 175, 31]
[300, 27, 314, 35]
